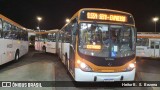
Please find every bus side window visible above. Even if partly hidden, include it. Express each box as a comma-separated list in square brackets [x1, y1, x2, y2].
[69, 19, 78, 50]
[150, 41, 154, 49]
[25, 31, 28, 41]
[0, 19, 2, 38]
[52, 33, 56, 42]
[11, 26, 17, 40]
[3, 21, 12, 39]
[21, 30, 28, 41]
[155, 41, 159, 49]
[20, 29, 25, 40]
[16, 28, 21, 40]
[58, 32, 62, 42]
[61, 32, 64, 43]
[64, 25, 71, 43]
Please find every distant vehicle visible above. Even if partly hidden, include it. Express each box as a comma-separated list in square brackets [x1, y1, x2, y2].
[0, 14, 28, 65]
[136, 32, 160, 58]
[56, 8, 137, 81]
[35, 30, 58, 54]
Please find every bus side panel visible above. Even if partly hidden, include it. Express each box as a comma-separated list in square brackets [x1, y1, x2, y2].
[7, 39, 14, 62]
[61, 43, 70, 64]
[12, 40, 28, 59]
[35, 41, 40, 51]
[46, 42, 56, 54]
[40, 42, 45, 51]
[19, 41, 28, 57]
[35, 41, 44, 51]
[25, 41, 29, 54]
[0, 39, 1, 64]
[0, 39, 5, 65]
[12, 40, 21, 57]
[136, 46, 148, 57]
[1, 39, 14, 64]
[19, 41, 23, 57]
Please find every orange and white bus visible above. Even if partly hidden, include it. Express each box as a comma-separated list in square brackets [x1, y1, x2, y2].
[57, 8, 137, 81]
[136, 32, 160, 58]
[0, 14, 28, 65]
[35, 29, 58, 53]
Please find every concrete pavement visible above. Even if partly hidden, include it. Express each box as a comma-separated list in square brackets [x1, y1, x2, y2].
[0, 48, 158, 90]
[0, 50, 56, 90]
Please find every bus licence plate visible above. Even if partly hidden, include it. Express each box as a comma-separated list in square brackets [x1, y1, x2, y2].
[103, 79, 114, 82]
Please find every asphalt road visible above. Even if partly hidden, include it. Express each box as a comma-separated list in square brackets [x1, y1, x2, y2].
[0, 48, 159, 90]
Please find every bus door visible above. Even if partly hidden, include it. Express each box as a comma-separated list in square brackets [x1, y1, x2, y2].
[69, 20, 77, 74]
[150, 41, 160, 57]
[69, 34, 76, 73]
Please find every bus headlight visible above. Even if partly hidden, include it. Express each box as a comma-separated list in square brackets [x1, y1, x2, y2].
[125, 63, 136, 71]
[77, 60, 92, 72]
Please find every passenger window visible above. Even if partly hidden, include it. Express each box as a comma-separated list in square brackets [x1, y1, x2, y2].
[64, 25, 71, 43]
[11, 26, 17, 39]
[24, 31, 28, 41]
[21, 30, 27, 41]
[58, 32, 62, 42]
[150, 41, 155, 49]
[71, 21, 78, 49]
[0, 19, 2, 38]
[47, 33, 56, 42]
[136, 38, 149, 46]
[155, 41, 159, 49]
[3, 21, 12, 39]
[13, 27, 18, 40]
[16, 28, 21, 40]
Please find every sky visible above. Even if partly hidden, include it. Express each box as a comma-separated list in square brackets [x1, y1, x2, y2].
[0, 0, 160, 32]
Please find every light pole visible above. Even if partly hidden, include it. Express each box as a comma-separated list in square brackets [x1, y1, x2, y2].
[152, 17, 159, 33]
[37, 16, 42, 32]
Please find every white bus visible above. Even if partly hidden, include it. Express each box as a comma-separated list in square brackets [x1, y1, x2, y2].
[57, 8, 137, 81]
[0, 14, 28, 65]
[35, 30, 58, 54]
[136, 32, 160, 58]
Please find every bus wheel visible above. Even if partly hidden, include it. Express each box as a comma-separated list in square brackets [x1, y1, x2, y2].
[15, 51, 19, 61]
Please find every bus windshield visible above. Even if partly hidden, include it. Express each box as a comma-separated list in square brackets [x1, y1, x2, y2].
[79, 23, 136, 58]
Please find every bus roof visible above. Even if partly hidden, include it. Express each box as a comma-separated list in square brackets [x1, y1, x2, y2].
[35, 29, 59, 34]
[73, 8, 133, 22]
[61, 8, 134, 30]
[0, 14, 27, 30]
[137, 32, 160, 38]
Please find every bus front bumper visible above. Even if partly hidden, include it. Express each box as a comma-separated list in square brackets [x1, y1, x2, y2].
[75, 68, 135, 82]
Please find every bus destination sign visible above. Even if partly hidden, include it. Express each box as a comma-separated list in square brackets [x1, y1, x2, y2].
[87, 12, 127, 22]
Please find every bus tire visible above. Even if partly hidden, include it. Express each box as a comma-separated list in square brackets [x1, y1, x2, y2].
[15, 51, 19, 61]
